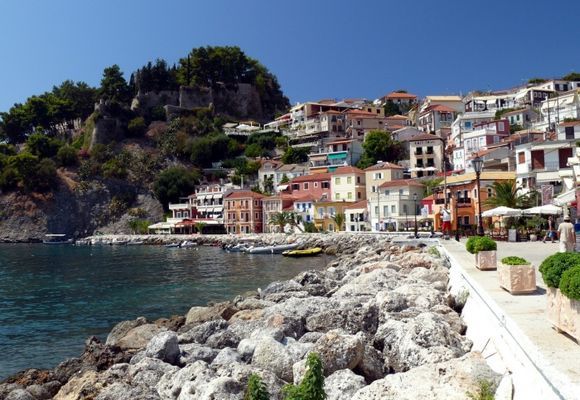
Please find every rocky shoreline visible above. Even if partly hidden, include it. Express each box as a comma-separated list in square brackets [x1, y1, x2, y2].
[0, 234, 503, 400]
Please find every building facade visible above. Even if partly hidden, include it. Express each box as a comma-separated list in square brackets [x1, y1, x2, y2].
[224, 191, 265, 234]
[330, 166, 366, 202]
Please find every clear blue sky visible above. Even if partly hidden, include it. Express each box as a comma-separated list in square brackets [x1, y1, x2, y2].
[1, 0, 579, 112]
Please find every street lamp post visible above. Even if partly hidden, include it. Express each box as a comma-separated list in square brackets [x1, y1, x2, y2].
[413, 193, 418, 238]
[455, 191, 461, 242]
[472, 156, 485, 236]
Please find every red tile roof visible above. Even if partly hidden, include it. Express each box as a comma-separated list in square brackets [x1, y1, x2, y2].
[225, 191, 266, 200]
[344, 200, 369, 210]
[386, 115, 409, 120]
[383, 92, 418, 99]
[332, 166, 365, 175]
[379, 179, 424, 189]
[345, 110, 380, 117]
[290, 173, 331, 183]
[293, 194, 316, 202]
[409, 133, 444, 142]
[561, 120, 580, 127]
[364, 161, 404, 171]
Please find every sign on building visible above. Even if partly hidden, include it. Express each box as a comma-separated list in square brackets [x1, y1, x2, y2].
[541, 185, 554, 205]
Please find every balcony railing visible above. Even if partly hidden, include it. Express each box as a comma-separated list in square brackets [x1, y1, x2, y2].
[528, 161, 565, 172]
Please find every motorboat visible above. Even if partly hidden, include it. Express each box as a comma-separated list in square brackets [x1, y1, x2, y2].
[165, 243, 181, 248]
[223, 243, 251, 253]
[43, 234, 74, 245]
[180, 240, 196, 248]
[110, 238, 128, 245]
[246, 243, 300, 254]
[283, 247, 323, 257]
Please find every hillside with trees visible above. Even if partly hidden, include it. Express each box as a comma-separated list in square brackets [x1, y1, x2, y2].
[0, 46, 290, 241]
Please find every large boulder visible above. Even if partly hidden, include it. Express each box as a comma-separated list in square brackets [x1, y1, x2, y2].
[128, 357, 178, 387]
[156, 361, 215, 400]
[312, 330, 364, 376]
[251, 337, 297, 382]
[144, 331, 180, 365]
[179, 343, 218, 364]
[106, 317, 147, 346]
[374, 312, 472, 372]
[53, 370, 102, 400]
[178, 320, 228, 344]
[324, 369, 366, 400]
[116, 324, 167, 351]
[352, 352, 500, 400]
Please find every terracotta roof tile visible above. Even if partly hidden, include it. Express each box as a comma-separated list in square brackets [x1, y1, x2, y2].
[290, 173, 331, 183]
[364, 162, 404, 171]
[225, 191, 266, 200]
[344, 200, 369, 210]
[379, 179, 424, 189]
[383, 92, 417, 99]
[332, 166, 365, 175]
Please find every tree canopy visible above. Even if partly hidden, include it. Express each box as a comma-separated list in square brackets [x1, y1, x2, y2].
[99, 64, 131, 104]
[153, 166, 200, 210]
[357, 130, 405, 169]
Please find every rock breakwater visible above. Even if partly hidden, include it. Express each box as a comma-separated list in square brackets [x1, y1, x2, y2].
[0, 234, 501, 400]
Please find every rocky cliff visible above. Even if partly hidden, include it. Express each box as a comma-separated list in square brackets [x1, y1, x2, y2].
[0, 171, 162, 242]
[0, 235, 506, 399]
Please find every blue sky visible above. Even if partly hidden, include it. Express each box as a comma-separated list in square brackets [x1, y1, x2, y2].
[1, 0, 579, 112]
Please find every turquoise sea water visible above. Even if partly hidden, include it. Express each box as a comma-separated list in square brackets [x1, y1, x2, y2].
[0, 244, 327, 379]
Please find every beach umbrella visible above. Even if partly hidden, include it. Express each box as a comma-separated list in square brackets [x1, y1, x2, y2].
[522, 204, 563, 215]
[482, 206, 522, 217]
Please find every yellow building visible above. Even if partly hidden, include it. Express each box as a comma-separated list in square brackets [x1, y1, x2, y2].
[330, 166, 366, 202]
[313, 201, 351, 232]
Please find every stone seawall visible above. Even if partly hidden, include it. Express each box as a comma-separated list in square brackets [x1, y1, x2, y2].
[0, 234, 505, 400]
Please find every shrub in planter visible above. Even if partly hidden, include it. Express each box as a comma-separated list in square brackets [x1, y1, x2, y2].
[498, 256, 536, 294]
[560, 265, 580, 301]
[539, 252, 580, 288]
[501, 256, 529, 265]
[540, 253, 580, 340]
[466, 237, 497, 270]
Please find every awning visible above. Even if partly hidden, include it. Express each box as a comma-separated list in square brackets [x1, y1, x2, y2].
[278, 184, 289, 191]
[328, 152, 348, 160]
[148, 222, 173, 230]
[554, 190, 576, 206]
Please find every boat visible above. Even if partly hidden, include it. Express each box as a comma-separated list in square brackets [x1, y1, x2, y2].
[282, 247, 323, 257]
[165, 243, 181, 248]
[246, 243, 300, 254]
[224, 243, 251, 253]
[43, 234, 74, 245]
[110, 238, 128, 245]
[180, 240, 196, 248]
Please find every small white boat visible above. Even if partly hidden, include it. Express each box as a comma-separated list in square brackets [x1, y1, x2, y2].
[165, 243, 180, 248]
[110, 238, 128, 245]
[43, 234, 74, 245]
[180, 240, 196, 248]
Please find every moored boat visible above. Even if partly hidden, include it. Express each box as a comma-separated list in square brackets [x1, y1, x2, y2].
[43, 234, 74, 245]
[180, 240, 196, 248]
[282, 247, 323, 257]
[165, 243, 180, 248]
[246, 243, 300, 254]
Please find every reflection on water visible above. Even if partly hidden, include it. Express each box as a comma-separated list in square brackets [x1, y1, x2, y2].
[0, 244, 327, 378]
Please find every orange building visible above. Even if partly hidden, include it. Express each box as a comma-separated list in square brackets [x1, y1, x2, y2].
[432, 172, 516, 233]
[224, 191, 265, 234]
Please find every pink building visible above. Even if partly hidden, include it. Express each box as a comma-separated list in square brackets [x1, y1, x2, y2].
[288, 173, 331, 201]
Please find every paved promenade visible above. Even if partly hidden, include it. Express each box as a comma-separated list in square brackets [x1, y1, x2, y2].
[441, 239, 579, 399]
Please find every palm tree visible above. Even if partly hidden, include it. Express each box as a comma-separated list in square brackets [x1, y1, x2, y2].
[269, 212, 289, 232]
[332, 213, 345, 231]
[485, 180, 533, 208]
[195, 222, 206, 234]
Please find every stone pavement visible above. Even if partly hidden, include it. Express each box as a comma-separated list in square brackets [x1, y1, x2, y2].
[441, 239, 580, 400]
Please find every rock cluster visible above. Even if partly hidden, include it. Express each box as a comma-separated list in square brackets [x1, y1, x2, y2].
[0, 234, 501, 399]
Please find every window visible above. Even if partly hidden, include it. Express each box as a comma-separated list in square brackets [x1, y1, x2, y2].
[347, 176, 352, 184]
[464, 121, 472, 129]
[328, 207, 335, 216]
[565, 126, 575, 140]
[383, 205, 388, 216]
[292, 184, 300, 190]
[255, 213, 259, 219]
[518, 152, 525, 164]
[357, 191, 361, 199]
[384, 189, 390, 195]
[403, 204, 408, 213]
[487, 188, 493, 197]
[391, 205, 396, 213]
[336, 193, 341, 200]
[463, 216, 470, 225]
[356, 176, 361, 184]
[374, 206, 379, 215]
[374, 172, 383, 180]
[335, 177, 341, 185]
[314, 182, 318, 188]
[347, 192, 352, 199]
[322, 181, 330, 189]
[304, 183, 309, 190]
[372, 185, 376, 193]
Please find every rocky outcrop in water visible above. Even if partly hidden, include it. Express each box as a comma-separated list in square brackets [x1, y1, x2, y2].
[0, 234, 501, 400]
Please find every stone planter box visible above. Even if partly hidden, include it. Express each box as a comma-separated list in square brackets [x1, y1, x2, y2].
[498, 262, 536, 294]
[475, 250, 497, 270]
[547, 288, 580, 342]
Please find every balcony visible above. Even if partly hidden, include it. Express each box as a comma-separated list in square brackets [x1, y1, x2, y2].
[168, 203, 189, 210]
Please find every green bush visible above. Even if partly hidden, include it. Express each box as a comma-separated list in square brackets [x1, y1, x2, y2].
[244, 374, 269, 400]
[539, 252, 580, 288]
[128, 219, 150, 234]
[467, 379, 495, 400]
[128, 117, 147, 137]
[466, 236, 497, 254]
[501, 256, 529, 265]
[56, 145, 79, 167]
[283, 352, 326, 400]
[559, 265, 580, 300]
